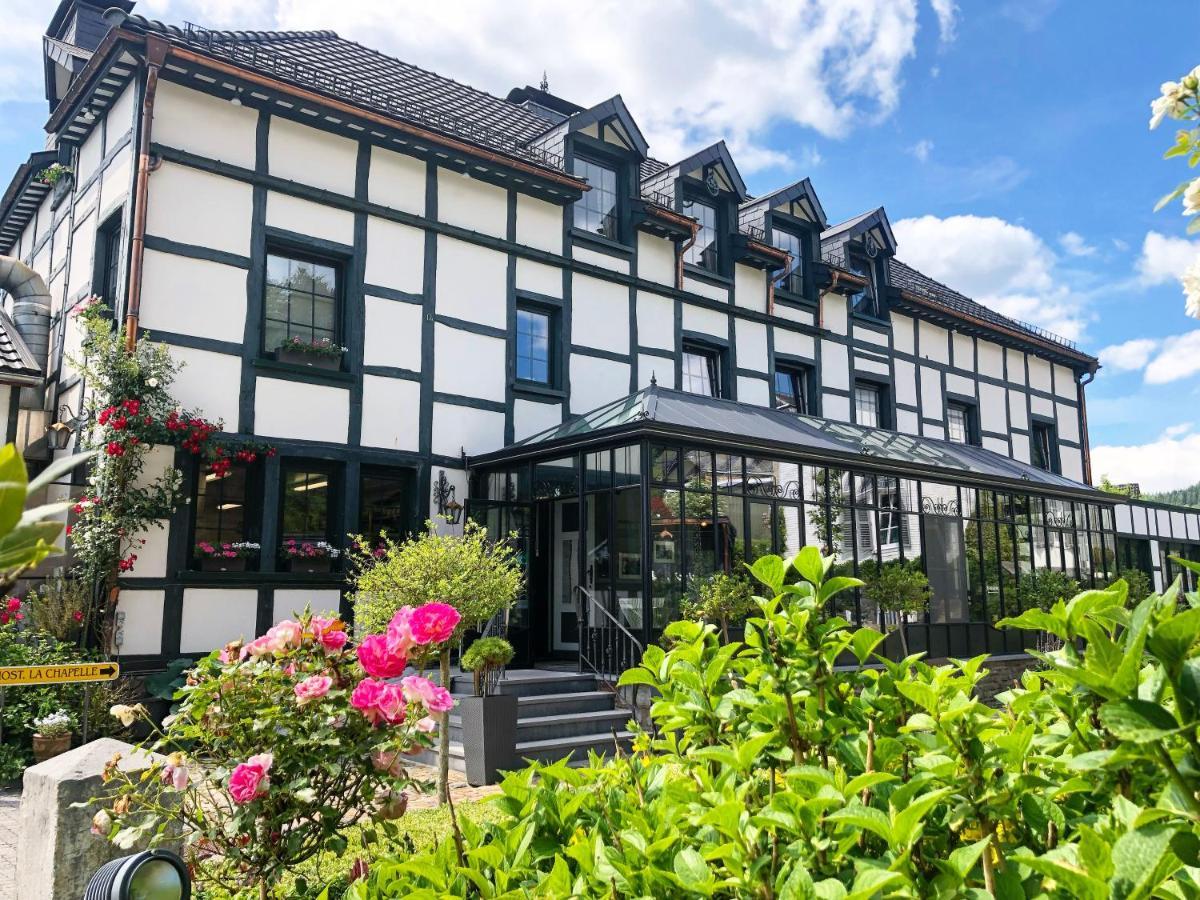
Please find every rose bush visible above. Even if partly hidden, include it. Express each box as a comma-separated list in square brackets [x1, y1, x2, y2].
[89, 603, 460, 896]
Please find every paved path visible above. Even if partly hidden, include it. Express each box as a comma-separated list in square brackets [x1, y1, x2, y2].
[0, 789, 17, 900]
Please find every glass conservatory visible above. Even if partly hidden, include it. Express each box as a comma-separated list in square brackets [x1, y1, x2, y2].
[468, 386, 1117, 670]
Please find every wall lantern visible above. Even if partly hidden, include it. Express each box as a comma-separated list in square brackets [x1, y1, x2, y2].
[433, 470, 463, 525]
[46, 403, 83, 451]
[84, 849, 191, 899]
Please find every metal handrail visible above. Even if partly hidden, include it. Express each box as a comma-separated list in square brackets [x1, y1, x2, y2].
[574, 584, 643, 681]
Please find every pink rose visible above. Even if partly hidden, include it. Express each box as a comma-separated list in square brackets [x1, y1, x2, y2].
[409, 603, 461, 645]
[5, 597, 20, 613]
[357, 634, 407, 678]
[351, 678, 407, 726]
[294, 674, 333, 706]
[310, 617, 349, 653]
[386, 607, 418, 656]
[400, 675, 455, 713]
[416, 716, 438, 733]
[264, 620, 303, 653]
[228, 752, 273, 804]
[161, 759, 189, 790]
[242, 636, 272, 659]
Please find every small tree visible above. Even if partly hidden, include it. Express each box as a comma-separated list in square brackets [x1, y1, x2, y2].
[681, 572, 756, 643]
[1117, 568, 1154, 603]
[349, 520, 522, 803]
[862, 560, 930, 656]
[461, 636, 514, 697]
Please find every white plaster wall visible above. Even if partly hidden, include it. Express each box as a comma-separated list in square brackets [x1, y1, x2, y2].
[1028, 356, 1053, 393]
[431, 403, 504, 456]
[775, 328, 816, 360]
[856, 356, 890, 377]
[154, 79, 258, 169]
[983, 436, 1009, 456]
[429, 467, 469, 536]
[51, 218, 69, 273]
[1053, 364, 1076, 399]
[365, 217, 424, 293]
[979, 383, 1007, 434]
[434, 325, 506, 402]
[147, 162, 253, 256]
[1009, 390, 1029, 430]
[364, 297, 422, 370]
[892, 314, 915, 356]
[894, 359, 917, 406]
[101, 146, 132, 216]
[897, 408, 919, 435]
[267, 192, 354, 246]
[1007, 349, 1027, 385]
[273, 589, 343, 625]
[682, 275, 727, 303]
[823, 295, 848, 335]
[114, 590, 164, 656]
[180, 589, 259, 652]
[638, 353, 674, 388]
[139, 250, 247, 343]
[570, 355, 629, 414]
[516, 194, 562, 254]
[1061, 447, 1084, 482]
[573, 274, 629, 354]
[738, 376, 770, 407]
[734, 265, 766, 313]
[438, 170, 507, 239]
[945, 373, 976, 397]
[359, 376, 421, 451]
[108, 83, 135, 140]
[77, 127, 103, 186]
[1056, 402, 1080, 443]
[918, 321, 950, 364]
[681, 303, 727, 338]
[953, 333, 975, 371]
[127, 520, 170, 579]
[268, 116, 358, 196]
[774, 304, 815, 327]
[920, 366, 944, 420]
[514, 398, 562, 442]
[636, 292, 674, 351]
[67, 208, 95, 299]
[369, 147, 426, 216]
[820, 340, 849, 390]
[254, 378, 349, 443]
[1031, 395, 1054, 418]
[823, 393, 850, 422]
[436, 237, 507, 328]
[737, 321, 768, 372]
[977, 341, 1003, 379]
[638, 234, 675, 285]
[923, 423, 946, 440]
[515, 258, 562, 296]
[1011, 432, 1031, 464]
[854, 327, 888, 348]
[575, 245, 630, 274]
[158, 344, 242, 428]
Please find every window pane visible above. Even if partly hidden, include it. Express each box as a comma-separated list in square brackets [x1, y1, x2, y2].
[947, 405, 969, 444]
[194, 464, 250, 550]
[848, 252, 875, 315]
[649, 487, 683, 629]
[771, 228, 803, 293]
[281, 468, 331, 544]
[265, 252, 341, 351]
[683, 200, 718, 270]
[516, 308, 552, 384]
[855, 385, 880, 428]
[572, 157, 620, 239]
[359, 468, 413, 543]
[682, 348, 718, 397]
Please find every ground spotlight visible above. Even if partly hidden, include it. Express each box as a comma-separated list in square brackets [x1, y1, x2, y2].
[84, 850, 190, 900]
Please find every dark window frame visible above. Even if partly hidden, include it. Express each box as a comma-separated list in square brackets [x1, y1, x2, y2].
[262, 243, 346, 361]
[946, 399, 980, 446]
[846, 244, 888, 320]
[853, 378, 892, 429]
[681, 340, 727, 399]
[680, 174, 735, 278]
[358, 465, 417, 545]
[187, 458, 265, 570]
[568, 132, 637, 247]
[278, 459, 343, 553]
[768, 212, 813, 298]
[773, 361, 816, 415]
[514, 298, 561, 389]
[1030, 418, 1061, 474]
[93, 209, 124, 312]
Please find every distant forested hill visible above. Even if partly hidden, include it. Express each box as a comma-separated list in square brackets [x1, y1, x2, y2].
[1147, 481, 1200, 508]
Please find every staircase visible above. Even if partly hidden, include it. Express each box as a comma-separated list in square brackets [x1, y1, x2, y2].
[413, 669, 636, 775]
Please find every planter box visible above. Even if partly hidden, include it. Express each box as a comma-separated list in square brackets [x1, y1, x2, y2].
[199, 557, 249, 573]
[32, 733, 71, 763]
[276, 347, 342, 371]
[460, 693, 518, 787]
[285, 557, 333, 574]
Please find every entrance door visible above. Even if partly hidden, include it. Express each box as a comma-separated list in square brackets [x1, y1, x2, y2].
[551, 499, 580, 652]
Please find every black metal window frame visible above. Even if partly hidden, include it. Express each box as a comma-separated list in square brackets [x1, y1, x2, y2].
[187, 458, 265, 570]
[847, 244, 887, 319]
[853, 378, 892, 430]
[93, 208, 124, 312]
[773, 361, 815, 415]
[567, 131, 638, 248]
[278, 459, 343, 550]
[946, 398, 980, 446]
[514, 298, 561, 389]
[262, 243, 346, 359]
[680, 175, 734, 278]
[358, 465, 418, 544]
[681, 340, 727, 399]
[1030, 417, 1061, 475]
[768, 212, 812, 298]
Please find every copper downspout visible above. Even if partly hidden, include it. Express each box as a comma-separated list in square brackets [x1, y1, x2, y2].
[1078, 370, 1096, 484]
[123, 35, 169, 351]
[676, 219, 699, 291]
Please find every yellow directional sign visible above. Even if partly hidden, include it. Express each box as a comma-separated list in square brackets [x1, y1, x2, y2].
[0, 662, 119, 686]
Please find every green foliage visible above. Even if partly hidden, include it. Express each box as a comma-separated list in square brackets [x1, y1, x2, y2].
[24, 571, 88, 641]
[460, 637, 513, 697]
[1119, 567, 1155, 603]
[862, 559, 930, 616]
[142, 657, 193, 701]
[1148, 480, 1200, 509]
[1014, 567, 1079, 612]
[349, 521, 522, 639]
[347, 550, 1200, 899]
[36, 163, 71, 186]
[681, 571, 757, 642]
[0, 743, 27, 787]
[1099, 475, 1139, 498]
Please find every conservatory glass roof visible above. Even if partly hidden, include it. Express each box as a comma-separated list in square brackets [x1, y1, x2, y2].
[477, 385, 1110, 502]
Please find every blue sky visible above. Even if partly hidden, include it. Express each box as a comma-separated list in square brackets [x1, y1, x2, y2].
[2, 0, 1200, 488]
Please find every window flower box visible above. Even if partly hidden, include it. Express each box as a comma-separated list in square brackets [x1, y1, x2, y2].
[281, 539, 340, 574]
[275, 337, 346, 371]
[195, 541, 260, 573]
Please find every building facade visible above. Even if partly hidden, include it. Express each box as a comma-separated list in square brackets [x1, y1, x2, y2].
[0, 1, 1184, 671]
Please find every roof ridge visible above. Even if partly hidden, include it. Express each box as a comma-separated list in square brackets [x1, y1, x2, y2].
[129, 16, 339, 43]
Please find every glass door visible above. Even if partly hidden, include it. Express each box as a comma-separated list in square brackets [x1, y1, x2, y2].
[551, 499, 580, 652]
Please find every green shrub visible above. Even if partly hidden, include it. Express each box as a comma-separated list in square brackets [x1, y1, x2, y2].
[1014, 567, 1079, 611]
[862, 559, 930, 655]
[24, 571, 88, 642]
[460, 636, 513, 697]
[680, 571, 756, 642]
[1117, 567, 1154, 602]
[347, 550, 1200, 898]
[0, 743, 26, 787]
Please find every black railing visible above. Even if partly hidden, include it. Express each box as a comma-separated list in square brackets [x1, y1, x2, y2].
[639, 187, 675, 209]
[575, 584, 643, 683]
[739, 223, 767, 242]
[181, 23, 565, 172]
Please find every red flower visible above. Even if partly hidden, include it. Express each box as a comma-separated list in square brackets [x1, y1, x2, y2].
[110, 415, 128, 430]
[65, 525, 72, 535]
[117, 554, 138, 572]
[6, 598, 20, 613]
[105, 442, 125, 457]
[72, 611, 83, 623]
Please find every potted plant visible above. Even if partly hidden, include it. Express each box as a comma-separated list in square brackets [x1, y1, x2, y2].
[458, 637, 517, 787]
[681, 572, 757, 643]
[275, 336, 346, 371]
[280, 539, 340, 573]
[31, 710, 73, 762]
[862, 560, 930, 657]
[38, 163, 74, 209]
[195, 540, 260, 572]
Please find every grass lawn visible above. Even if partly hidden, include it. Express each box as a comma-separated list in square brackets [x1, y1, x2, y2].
[196, 797, 505, 898]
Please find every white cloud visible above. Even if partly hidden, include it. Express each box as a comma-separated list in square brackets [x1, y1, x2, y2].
[909, 138, 934, 162]
[1161, 422, 1194, 440]
[1100, 337, 1160, 372]
[892, 214, 1087, 340]
[929, 0, 959, 42]
[1112, 237, 1130, 252]
[1058, 231, 1096, 257]
[1145, 330, 1200, 385]
[1093, 428, 1200, 493]
[2, 1, 957, 174]
[1137, 231, 1199, 286]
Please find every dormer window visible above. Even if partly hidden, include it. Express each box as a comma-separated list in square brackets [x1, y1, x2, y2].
[770, 227, 806, 295]
[572, 156, 620, 240]
[847, 248, 880, 318]
[683, 198, 719, 272]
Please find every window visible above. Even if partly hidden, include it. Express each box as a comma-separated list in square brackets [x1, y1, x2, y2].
[264, 251, 340, 353]
[280, 465, 334, 544]
[192, 463, 258, 561]
[94, 211, 123, 309]
[771, 228, 804, 294]
[847, 250, 878, 317]
[1031, 421, 1060, 473]
[682, 344, 722, 397]
[572, 156, 620, 239]
[774, 366, 811, 414]
[359, 467, 414, 543]
[946, 402, 978, 445]
[878, 484, 902, 546]
[516, 305, 555, 385]
[854, 382, 885, 428]
[683, 199, 719, 271]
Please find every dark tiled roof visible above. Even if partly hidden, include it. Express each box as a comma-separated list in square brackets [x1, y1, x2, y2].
[0, 310, 43, 383]
[122, 17, 563, 169]
[0, 152, 57, 255]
